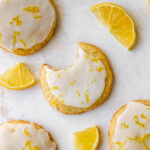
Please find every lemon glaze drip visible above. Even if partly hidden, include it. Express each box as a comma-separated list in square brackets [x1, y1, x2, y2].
[23, 6, 42, 19]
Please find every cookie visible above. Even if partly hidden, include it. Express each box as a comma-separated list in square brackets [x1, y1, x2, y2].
[40, 42, 113, 114]
[0, 0, 56, 56]
[109, 100, 150, 150]
[0, 120, 56, 149]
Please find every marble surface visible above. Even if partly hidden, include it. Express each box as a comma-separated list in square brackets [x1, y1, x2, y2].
[0, 0, 150, 149]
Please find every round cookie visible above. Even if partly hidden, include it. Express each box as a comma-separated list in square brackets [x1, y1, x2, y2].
[0, 120, 56, 149]
[109, 100, 150, 150]
[0, 0, 56, 56]
[40, 42, 113, 114]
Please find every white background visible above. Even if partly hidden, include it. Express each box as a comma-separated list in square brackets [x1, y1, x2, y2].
[0, 0, 150, 149]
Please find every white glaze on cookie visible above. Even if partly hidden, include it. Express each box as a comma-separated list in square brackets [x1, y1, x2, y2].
[0, 0, 55, 50]
[46, 48, 106, 108]
[113, 102, 150, 150]
[0, 123, 56, 150]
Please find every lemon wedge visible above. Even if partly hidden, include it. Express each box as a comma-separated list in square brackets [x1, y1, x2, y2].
[73, 126, 100, 150]
[91, 3, 136, 50]
[0, 63, 36, 90]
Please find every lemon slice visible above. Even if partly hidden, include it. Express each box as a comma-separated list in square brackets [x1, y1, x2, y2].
[91, 3, 136, 50]
[73, 126, 100, 150]
[0, 63, 36, 90]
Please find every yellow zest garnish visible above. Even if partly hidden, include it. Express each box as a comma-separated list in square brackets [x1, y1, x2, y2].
[96, 67, 103, 72]
[89, 69, 94, 72]
[127, 136, 139, 142]
[20, 39, 27, 49]
[57, 73, 60, 78]
[116, 141, 127, 150]
[0, 33, 3, 44]
[23, 140, 40, 150]
[61, 100, 64, 103]
[12, 31, 21, 45]
[133, 115, 138, 120]
[52, 86, 59, 90]
[33, 146, 40, 150]
[141, 114, 147, 119]
[77, 90, 80, 97]
[147, 107, 150, 110]
[84, 54, 90, 59]
[91, 57, 99, 63]
[24, 128, 30, 136]
[94, 78, 97, 82]
[70, 80, 76, 86]
[51, 101, 57, 107]
[10, 15, 22, 26]
[121, 122, 129, 129]
[23, 6, 42, 19]
[140, 134, 150, 150]
[85, 90, 91, 103]
[25, 140, 32, 146]
[133, 115, 145, 128]
[135, 121, 145, 128]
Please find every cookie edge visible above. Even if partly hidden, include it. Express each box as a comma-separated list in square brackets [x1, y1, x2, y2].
[0, 120, 56, 148]
[40, 42, 113, 115]
[0, 0, 56, 56]
[109, 100, 150, 150]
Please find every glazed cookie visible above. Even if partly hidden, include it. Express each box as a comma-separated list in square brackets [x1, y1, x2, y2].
[0, 120, 56, 150]
[0, 0, 56, 56]
[40, 42, 113, 114]
[109, 100, 150, 150]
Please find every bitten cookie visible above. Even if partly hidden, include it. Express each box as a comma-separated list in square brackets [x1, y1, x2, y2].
[0, 0, 56, 56]
[40, 42, 113, 114]
[109, 100, 150, 150]
[0, 120, 56, 150]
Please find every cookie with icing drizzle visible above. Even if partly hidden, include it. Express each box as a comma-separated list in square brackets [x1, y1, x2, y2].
[0, 0, 56, 55]
[109, 100, 150, 150]
[0, 120, 56, 150]
[40, 42, 113, 114]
